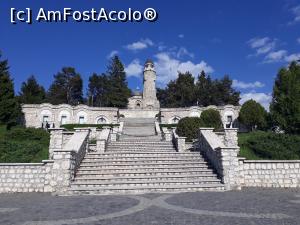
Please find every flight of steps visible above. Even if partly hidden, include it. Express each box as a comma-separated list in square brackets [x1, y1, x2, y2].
[68, 119, 224, 195]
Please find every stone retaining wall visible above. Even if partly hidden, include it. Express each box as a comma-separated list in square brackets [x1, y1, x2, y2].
[0, 161, 53, 193]
[239, 159, 300, 188]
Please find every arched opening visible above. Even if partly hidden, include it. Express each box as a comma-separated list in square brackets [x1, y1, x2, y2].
[170, 116, 181, 124]
[97, 117, 107, 124]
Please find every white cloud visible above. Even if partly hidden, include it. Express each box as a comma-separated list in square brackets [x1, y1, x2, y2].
[125, 59, 143, 77]
[232, 80, 265, 89]
[248, 37, 276, 55]
[176, 47, 194, 58]
[264, 50, 287, 63]
[263, 50, 300, 63]
[125, 38, 154, 51]
[178, 34, 184, 38]
[240, 92, 272, 110]
[248, 37, 270, 48]
[154, 52, 213, 85]
[107, 50, 118, 59]
[297, 38, 300, 44]
[284, 53, 300, 62]
[289, 5, 300, 24]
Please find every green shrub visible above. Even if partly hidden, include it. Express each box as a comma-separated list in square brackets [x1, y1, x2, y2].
[0, 126, 50, 163]
[159, 124, 177, 129]
[60, 123, 119, 131]
[176, 117, 202, 142]
[238, 131, 300, 160]
[199, 109, 223, 130]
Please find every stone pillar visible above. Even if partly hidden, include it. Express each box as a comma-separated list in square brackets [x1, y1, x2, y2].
[51, 150, 75, 194]
[177, 136, 186, 152]
[224, 128, 238, 148]
[164, 130, 172, 141]
[96, 139, 106, 153]
[48, 128, 65, 160]
[218, 146, 241, 190]
[42, 160, 54, 192]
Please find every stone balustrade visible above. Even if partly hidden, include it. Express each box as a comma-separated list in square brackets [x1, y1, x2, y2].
[171, 129, 186, 152]
[198, 128, 240, 190]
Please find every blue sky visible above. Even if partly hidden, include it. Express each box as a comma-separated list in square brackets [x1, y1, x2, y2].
[0, 0, 300, 109]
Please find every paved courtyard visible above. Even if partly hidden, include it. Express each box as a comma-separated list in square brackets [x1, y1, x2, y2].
[0, 188, 300, 225]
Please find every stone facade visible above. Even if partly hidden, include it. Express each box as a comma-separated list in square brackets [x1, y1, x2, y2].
[22, 103, 119, 128]
[160, 105, 240, 128]
[127, 59, 160, 110]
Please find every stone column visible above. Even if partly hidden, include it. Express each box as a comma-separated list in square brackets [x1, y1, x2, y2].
[48, 128, 65, 160]
[224, 128, 238, 148]
[51, 150, 75, 194]
[163, 129, 172, 141]
[177, 136, 186, 152]
[218, 146, 241, 190]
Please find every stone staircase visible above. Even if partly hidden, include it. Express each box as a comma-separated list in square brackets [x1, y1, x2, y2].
[68, 118, 224, 195]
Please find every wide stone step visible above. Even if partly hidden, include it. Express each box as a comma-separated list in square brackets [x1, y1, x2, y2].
[76, 168, 216, 176]
[81, 158, 205, 165]
[108, 143, 172, 146]
[72, 178, 221, 187]
[78, 161, 208, 168]
[77, 164, 212, 172]
[83, 155, 202, 161]
[74, 173, 218, 181]
[68, 183, 225, 195]
[107, 146, 175, 150]
[86, 152, 201, 157]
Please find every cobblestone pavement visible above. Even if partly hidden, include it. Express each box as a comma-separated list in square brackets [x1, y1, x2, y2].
[0, 188, 300, 225]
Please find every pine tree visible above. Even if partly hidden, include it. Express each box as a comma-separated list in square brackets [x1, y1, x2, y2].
[105, 56, 131, 108]
[47, 67, 83, 105]
[0, 53, 21, 128]
[195, 71, 213, 106]
[270, 62, 300, 134]
[88, 73, 109, 107]
[19, 75, 46, 104]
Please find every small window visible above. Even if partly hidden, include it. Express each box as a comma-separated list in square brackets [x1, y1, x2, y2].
[226, 116, 233, 128]
[79, 116, 85, 124]
[227, 116, 233, 123]
[61, 115, 67, 125]
[43, 115, 49, 123]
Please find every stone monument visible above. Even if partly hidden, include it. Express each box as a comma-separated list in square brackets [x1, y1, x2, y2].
[127, 59, 160, 110]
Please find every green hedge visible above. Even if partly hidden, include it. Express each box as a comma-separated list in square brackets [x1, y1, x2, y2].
[176, 117, 202, 142]
[159, 124, 178, 129]
[238, 131, 300, 160]
[0, 126, 50, 163]
[60, 123, 119, 131]
[176, 109, 223, 142]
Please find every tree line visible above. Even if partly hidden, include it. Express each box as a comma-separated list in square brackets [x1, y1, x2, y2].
[157, 71, 240, 107]
[0, 51, 299, 134]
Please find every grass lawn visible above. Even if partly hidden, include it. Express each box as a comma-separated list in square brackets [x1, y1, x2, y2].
[0, 125, 50, 163]
[238, 133, 264, 160]
[238, 131, 300, 160]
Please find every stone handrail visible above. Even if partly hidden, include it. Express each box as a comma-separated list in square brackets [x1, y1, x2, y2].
[198, 128, 240, 190]
[66, 128, 90, 176]
[171, 129, 186, 152]
[96, 128, 111, 152]
[155, 121, 161, 135]
[50, 128, 90, 193]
